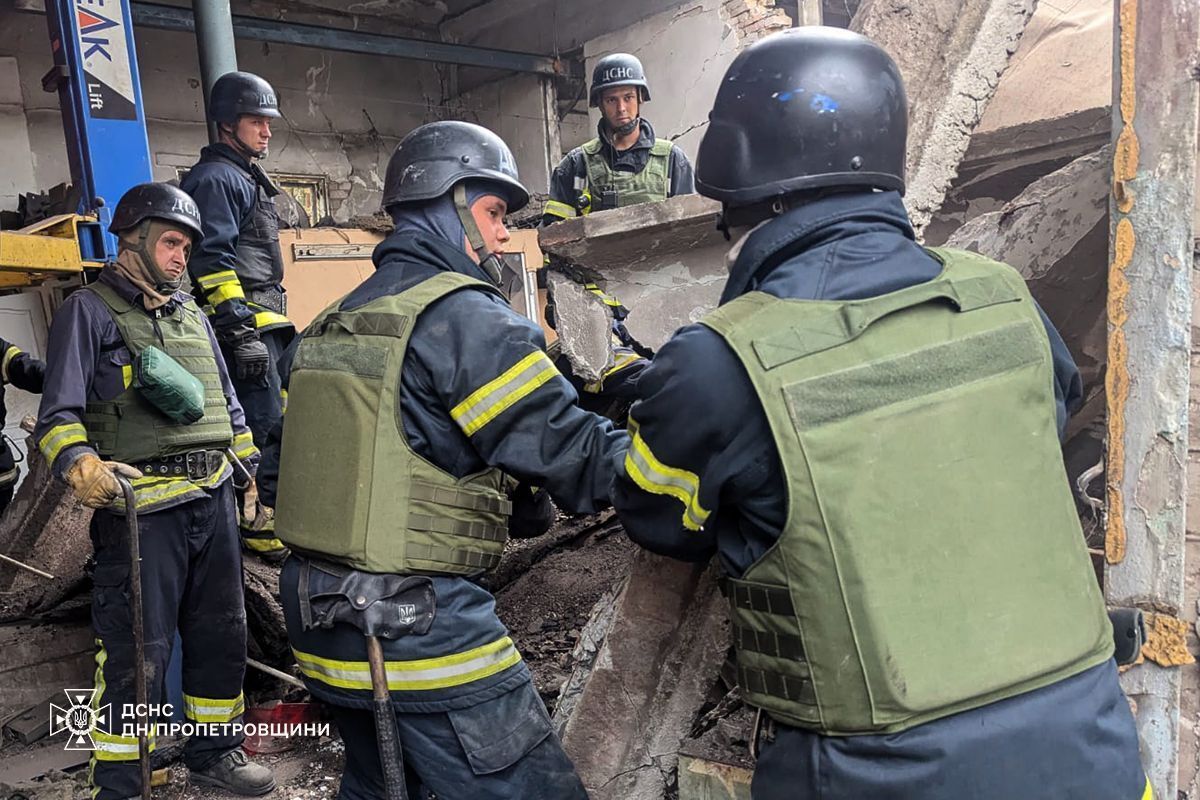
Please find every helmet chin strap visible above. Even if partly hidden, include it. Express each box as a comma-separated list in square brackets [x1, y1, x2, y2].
[453, 183, 504, 285]
[222, 123, 267, 161]
[613, 116, 640, 137]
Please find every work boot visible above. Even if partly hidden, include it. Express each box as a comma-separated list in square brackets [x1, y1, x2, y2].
[189, 748, 276, 796]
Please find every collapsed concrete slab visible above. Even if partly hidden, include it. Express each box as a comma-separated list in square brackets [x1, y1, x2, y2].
[852, 0, 1039, 234]
[546, 271, 616, 382]
[0, 446, 92, 621]
[539, 194, 726, 353]
[556, 554, 729, 800]
[946, 146, 1111, 395]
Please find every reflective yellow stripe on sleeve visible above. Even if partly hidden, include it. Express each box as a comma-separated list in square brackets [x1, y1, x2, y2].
[252, 309, 292, 330]
[624, 417, 710, 531]
[293, 636, 522, 692]
[196, 270, 240, 290]
[1, 345, 20, 383]
[38, 422, 89, 464]
[543, 199, 578, 220]
[451, 351, 559, 436]
[183, 692, 245, 723]
[231, 430, 257, 460]
[584, 350, 642, 393]
[207, 282, 247, 306]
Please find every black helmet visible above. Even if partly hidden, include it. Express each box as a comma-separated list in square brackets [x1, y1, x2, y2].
[209, 71, 281, 124]
[381, 121, 529, 212]
[589, 53, 650, 107]
[109, 182, 203, 240]
[696, 27, 907, 209]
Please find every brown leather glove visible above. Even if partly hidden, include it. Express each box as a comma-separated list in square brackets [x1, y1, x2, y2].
[65, 453, 141, 509]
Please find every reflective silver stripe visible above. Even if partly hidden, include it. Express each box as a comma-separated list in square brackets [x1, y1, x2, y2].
[293, 637, 522, 691]
[451, 352, 558, 436]
[624, 418, 710, 530]
[183, 692, 245, 722]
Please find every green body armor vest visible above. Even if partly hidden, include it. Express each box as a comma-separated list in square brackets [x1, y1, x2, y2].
[275, 272, 514, 576]
[84, 283, 233, 462]
[581, 137, 672, 211]
[699, 248, 1112, 736]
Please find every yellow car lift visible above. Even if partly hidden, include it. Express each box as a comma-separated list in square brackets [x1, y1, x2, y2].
[0, 214, 105, 289]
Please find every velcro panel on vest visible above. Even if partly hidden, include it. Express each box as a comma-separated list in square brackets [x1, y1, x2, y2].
[752, 275, 1023, 369]
[293, 341, 389, 378]
[319, 312, 408, 339]
[785, 322, 1043, 429]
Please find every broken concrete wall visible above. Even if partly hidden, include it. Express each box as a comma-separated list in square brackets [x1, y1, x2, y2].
[945, 146, 1111, 394]
[0, 9, 443, 221]
[557, 554, 729, 800]
[0, 56, 36, 213]
[924, 0, 1113, 244]
[852, 0, 1038, 234]
[539, 194, 726, 371]
[577, 0, 792, 158]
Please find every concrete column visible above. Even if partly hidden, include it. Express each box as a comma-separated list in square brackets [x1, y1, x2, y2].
[1102, 0, 1200, 797]
[540, 75, 562, 191]
[192, 0, 238, 143]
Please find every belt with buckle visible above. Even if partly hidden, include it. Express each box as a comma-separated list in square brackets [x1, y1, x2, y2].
[132, 450, 225, 481]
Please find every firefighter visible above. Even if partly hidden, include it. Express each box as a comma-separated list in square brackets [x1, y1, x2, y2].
[35, 183, 274, 800]
[610, 27, 1149, 800]
[181, 70, 290, 560]
[542, 52, 694, 223]
[0, 337, 44, 515]
[257, 120, 627, 799]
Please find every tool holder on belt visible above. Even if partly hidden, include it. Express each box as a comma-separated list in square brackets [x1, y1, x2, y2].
[298, 559, 438, 800]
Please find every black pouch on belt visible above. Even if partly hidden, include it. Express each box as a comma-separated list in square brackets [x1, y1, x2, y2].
[298, 560, 436, 640]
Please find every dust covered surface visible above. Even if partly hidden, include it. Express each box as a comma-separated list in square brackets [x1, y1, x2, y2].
[493, 512, 635, 711]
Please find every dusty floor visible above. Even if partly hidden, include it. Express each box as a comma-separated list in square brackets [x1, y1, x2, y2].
[494, 515, 634, 710]
[0, 512, 637, 799]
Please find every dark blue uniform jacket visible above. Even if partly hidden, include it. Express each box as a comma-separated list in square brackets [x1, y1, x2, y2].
[260, 232, 628, 712]
[611, 190, 1145, 800]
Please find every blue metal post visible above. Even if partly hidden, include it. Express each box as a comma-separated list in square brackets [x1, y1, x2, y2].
[44, 0, 154, 261]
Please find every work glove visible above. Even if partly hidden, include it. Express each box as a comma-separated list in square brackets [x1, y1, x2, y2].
[65, 453, 141, 509]
[230, 331, 270, 383]
[509, 483, 554, 539]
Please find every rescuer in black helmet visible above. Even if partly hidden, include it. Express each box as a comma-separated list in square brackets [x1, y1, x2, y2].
[542, 52, 694, 223]
[181, 71, 291, 560]
[258, 121, 627, 799]
[36, 181, 271, 799]
[610, 27, 1148, 800]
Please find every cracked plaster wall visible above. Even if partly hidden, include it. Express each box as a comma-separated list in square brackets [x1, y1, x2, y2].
[0, 10, 442, 221]
[575, 0, 792, 158]
[444, 73, 555, 198]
